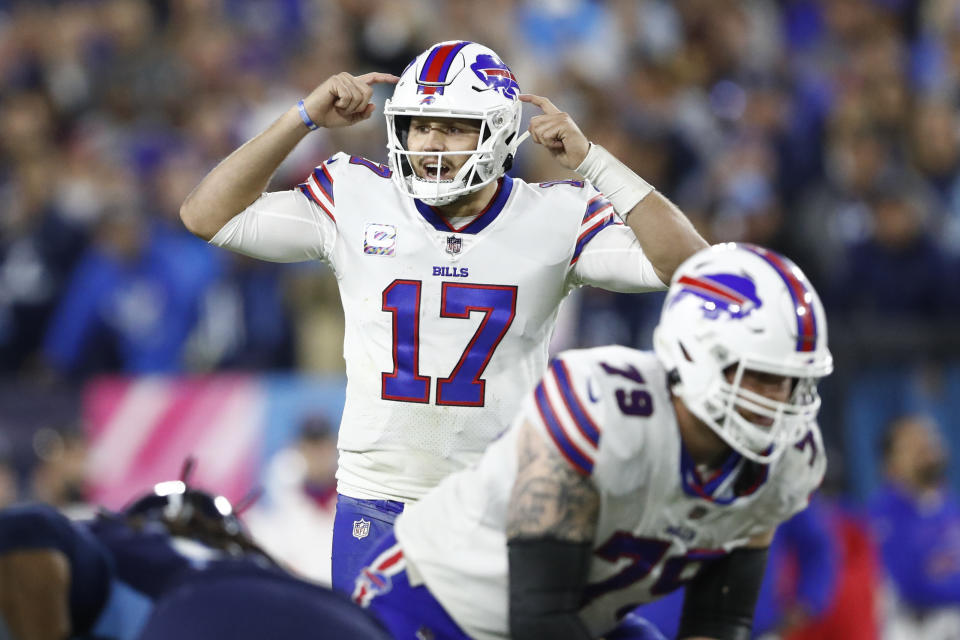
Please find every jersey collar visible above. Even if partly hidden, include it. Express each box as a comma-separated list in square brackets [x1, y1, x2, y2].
[413, 175, 514, 234]
[678, 443, 769, 504]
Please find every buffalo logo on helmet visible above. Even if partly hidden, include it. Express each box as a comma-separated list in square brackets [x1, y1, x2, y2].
[671, 273, 762, 321]
[470, 54, 520, 100]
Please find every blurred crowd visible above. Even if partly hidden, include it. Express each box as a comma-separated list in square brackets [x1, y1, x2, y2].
[5, 0, 960, 635]
[4, 0, 960, 375]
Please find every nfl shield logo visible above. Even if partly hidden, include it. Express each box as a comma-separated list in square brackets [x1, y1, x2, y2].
[446, 235, 462, 256]
[352, 518, 371, 539]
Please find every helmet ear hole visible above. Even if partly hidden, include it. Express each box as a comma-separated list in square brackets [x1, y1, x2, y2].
[667, 368, 682, 387]
[395, 116, 412, 149]
[399, 154, 415, 178]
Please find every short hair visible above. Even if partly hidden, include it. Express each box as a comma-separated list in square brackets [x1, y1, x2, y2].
[879, 414, 935, 463]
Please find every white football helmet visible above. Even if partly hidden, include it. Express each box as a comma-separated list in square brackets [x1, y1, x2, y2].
[384, 41, 524, 206]
[652, 243, 833, 464]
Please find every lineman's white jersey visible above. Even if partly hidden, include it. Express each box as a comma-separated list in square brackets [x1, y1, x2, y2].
[210, 153, 664, 501]
[394, 345, 826, 640]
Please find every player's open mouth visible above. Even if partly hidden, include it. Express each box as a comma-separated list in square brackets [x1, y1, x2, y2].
[420, 162, 453, 180]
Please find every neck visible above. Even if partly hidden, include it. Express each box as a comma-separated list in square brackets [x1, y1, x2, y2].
[434, 179, 500, 219]
[673, 395, 732, 469]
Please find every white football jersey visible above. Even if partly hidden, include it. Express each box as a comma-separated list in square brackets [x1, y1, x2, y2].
[210, 154, 664, 501]
[394, 345, 826, 640]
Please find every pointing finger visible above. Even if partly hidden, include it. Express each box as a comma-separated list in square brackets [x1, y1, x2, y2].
[357, 72, 401, 85]
[519, 93, 560, 115]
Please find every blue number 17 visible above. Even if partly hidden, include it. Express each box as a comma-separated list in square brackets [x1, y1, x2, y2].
[381, 280, 517, 406]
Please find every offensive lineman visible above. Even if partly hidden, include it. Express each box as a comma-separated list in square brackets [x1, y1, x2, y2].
[354, 243, 834, 640]
[180, 40, 707, 590]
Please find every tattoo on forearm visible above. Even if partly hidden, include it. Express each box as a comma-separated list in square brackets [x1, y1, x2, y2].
[506, 422, 599, 542]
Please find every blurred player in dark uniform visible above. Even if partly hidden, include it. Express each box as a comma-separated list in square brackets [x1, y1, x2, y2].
[0, 467, 390, 640]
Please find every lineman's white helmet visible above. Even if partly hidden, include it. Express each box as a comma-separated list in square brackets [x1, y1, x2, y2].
[653, 243, 833, 463]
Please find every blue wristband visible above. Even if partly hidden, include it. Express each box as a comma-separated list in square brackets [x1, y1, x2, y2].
[297, 99, 319, 131]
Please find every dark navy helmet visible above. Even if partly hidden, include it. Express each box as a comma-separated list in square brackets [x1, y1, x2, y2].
[120, 459, 266, 559]
[123, 480, 243, 536]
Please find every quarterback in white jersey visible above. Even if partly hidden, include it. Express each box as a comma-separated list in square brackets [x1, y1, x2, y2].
[213, 153, 662, 498]
[354, 243, 834, 640]
[180, 40, 707, 591]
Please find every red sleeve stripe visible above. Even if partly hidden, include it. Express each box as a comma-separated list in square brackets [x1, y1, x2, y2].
[549, 360, 601, 447]
[313, 165, 335, 204]
[307, 171, 335, 208]
[581, 202, 614, 227]
[535, 382, 594, 475]
[582, 195, 612, 219]
[570, 214, 617, 265]
[297, 182, 336, 223]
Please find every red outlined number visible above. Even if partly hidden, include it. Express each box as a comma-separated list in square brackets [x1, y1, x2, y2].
[381, 280, 517, 406]
[584, 531, 725, 605]
[382, 280, 431, 403]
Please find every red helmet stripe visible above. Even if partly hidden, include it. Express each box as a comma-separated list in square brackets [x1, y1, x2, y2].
[419, 41, 468, 85]
[742, 244, 817, 352]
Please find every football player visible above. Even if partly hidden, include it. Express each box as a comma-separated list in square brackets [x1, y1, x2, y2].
[0, 471, 390, 640]
[353, 242, 834, 640]
[180, 40, 707, 590]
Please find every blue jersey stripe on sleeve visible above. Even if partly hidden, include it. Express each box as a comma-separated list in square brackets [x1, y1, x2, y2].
[313, 166, 335, 204]
[297, 184, 336, 223]
[550, 360, 600, 447]
[534, 383, 594, 475]
[570, 215, 617, 265]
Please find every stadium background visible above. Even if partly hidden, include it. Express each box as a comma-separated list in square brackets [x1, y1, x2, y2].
[1, 0, 959, 633]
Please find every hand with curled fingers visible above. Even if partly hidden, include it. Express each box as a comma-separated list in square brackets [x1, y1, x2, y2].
[519, 93, 591, 170]
[301, 72, 399, 129]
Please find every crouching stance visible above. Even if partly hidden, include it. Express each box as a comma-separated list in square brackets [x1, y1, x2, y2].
[354, 243, 833, 640]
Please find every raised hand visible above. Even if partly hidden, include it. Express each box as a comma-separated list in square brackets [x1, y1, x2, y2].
[519, 93, 590, 170]
[302, 72, 400, 129]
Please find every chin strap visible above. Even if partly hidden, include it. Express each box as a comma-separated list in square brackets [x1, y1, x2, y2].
[502, 130, 530, 173]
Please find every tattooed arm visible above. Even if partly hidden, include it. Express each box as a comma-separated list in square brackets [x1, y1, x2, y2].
[506, 419, 600, 540]
[506, 419, 599, 640]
